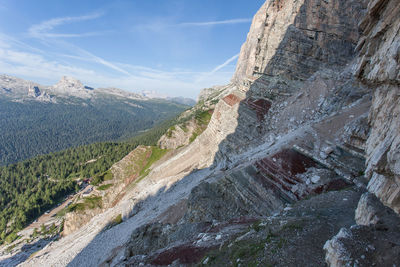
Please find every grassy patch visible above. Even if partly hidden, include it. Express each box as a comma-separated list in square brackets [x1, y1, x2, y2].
[233, 240, 265, 259]
[4, 232, 20, 244]
[189, 132, 199, 143]
[282, 221, 304, 231]
[112, 214, 123, 225]
[97, 183, 113, 191]
[188, 109, 213, 143]
[67, 203, 86, 212]
[83, 196, 102, 209]
[194, 110, 212, 126]
[139, 146, 167, 177]
[103, 170, 113, 181]
[200, 236, 270, 267]
[91, 170, 113, 186]
[166, 126, 176, 138]
[210, 99, 219, 105]
[5, 242, 18, 253]
[67, 196, 102, 212]
[56, 207, 68, 217]
[251, 220, 264, 232]
[181, 123, 188, 132]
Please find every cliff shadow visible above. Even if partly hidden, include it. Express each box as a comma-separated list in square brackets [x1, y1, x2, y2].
[63, 0, 369, 265]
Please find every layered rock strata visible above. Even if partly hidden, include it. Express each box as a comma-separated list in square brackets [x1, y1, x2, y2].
[16, 0, 400, 266]
[233, 0, 366, 91]
[324, 0, 400, 266]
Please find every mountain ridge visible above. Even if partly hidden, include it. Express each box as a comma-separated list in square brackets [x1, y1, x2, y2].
[0, 74, 189, 165]
[0, 74, 196, 105]
[1, 0, 399, 266]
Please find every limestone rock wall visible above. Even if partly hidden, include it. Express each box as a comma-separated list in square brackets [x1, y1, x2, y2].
[324, 1, 400, 265]
[158, 121, 197, 150]
[354, 0, 400, 214]
[233, 0, 366, 89]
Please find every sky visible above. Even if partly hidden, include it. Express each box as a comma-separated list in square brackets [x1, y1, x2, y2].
[0, 0, 264, 98]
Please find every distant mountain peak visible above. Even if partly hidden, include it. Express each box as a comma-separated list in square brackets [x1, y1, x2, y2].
[50, 76, 94, 98]
[53, 76, 85, 91]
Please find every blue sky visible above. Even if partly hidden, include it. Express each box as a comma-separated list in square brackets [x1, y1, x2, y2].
[0, 0, 264, 98]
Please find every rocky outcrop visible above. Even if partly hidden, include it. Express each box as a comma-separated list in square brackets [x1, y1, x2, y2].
[354, 0, 400, 214]
[49, 76, 94, 98]
[364, 86, 400, 213]
[15, 0, 400, 266]
[158, 84, 232, 150]
[353, 0, 400, 84]
[0, 75, 40, 96]
[27, 85, 41, 97]
[233, 0, 366, 91]
[324, 1, 400, 266]
[355, 192, 400, 226]
[324, 192, 400, 267]
[0, 74, 149, 101]
[197, 85, 228, 103]
[158, 121, 197, 150]
[63, 146, 152, 236]
[117, 185, 362, 266]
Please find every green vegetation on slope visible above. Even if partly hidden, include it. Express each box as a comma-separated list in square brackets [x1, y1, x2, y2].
[97, 184, 113, 191]
[0, 97, 188, 165]
[68, 196, 103, 212]
[139, 146, 168, 177]
[189, 109, 213, 143]
[0, 114, 180, 244]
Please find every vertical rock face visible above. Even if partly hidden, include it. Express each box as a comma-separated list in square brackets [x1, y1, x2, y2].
[354, 0, 400, 214]
[354, 0, 400, 84]
[233, 0, 366, 89]
[28, 85, 41, 97]
[50, 76, 93, 98]
[17, 1, 400, 266]
[324, 1, 400, 266]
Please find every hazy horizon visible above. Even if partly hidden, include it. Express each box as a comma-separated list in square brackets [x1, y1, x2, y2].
[0, 0, 264, 98]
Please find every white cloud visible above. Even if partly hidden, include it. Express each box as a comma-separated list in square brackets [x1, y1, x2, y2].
[0, 43, 233, 98]
[194, 53, 238, 83]
[28, 12, 104, 38]
[66, 45, 133, 76]
[177, 18, 252, 27]
[210, 54, 239, 74]
[0, 48, 95, 81]
[26, 13, 133, 77]
[134, 18, 252, 32]
[1, 12, 240, 98]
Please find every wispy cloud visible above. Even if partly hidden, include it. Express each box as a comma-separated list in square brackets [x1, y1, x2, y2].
[210, 54, 239, 74]
[2, 12, 239, 98]
[0, 40, 233, 98]
[26, 12, 133, 77]
[66, 44, 133, 76]
[134, 18, 252, 32]
[177, 18, 252, 27]
[28, 12, 104, 38]
[195, 53, 238, 83]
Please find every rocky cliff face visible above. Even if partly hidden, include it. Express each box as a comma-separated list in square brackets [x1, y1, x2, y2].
[233, 0, 365, 91]
[355, 0, 400, 214]
[323, 1, 400, 266]
[0, 75, 40, 96]
[17, 0, 400, 266]
[49, 76, 94, 98]
[63, 146, 153, 236]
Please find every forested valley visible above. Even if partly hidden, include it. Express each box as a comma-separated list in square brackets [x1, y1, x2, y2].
[0, 116, 178, 244]
[0, 97, 187, 165]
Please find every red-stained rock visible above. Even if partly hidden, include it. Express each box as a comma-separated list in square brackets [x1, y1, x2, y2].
[222, 94, 242, 106]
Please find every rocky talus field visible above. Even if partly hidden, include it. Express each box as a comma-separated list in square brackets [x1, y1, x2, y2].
[0, 0, 399, 266]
